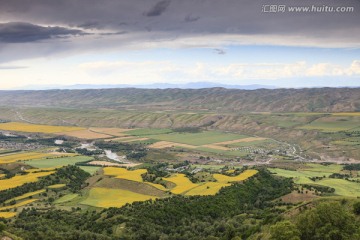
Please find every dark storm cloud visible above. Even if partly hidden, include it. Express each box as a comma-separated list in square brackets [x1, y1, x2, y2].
[144, 0, 171, 17]
[0, 22, 85, 43]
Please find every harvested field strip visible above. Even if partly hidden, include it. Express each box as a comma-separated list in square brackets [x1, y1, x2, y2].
[5, 189, 45, 203]
[0, 152, 53, 164]
[57, 129, 112, 139]
[213, 170, 258, 184]
[0, 171, 55, 191]
[0, 212, 17, 218]
[201, 144, 231, 151]
[214, 137, 267, 145]
[185, 182, 230, 196]
[163, 173, 199, 194]
[81, 187, 156, 208]
[103, 167, 147, 182]
[0, 122, 84, 133]
[148, 141, 197, 149]
[0, 199, 38, 211]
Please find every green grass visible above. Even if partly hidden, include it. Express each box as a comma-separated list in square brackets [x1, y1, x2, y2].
[147, 131, 249, 146]
[54, 193, 79, 204]
[25, 156, 93, 168]
[79, 166, 100, 174]
[126, 128, 173, 136]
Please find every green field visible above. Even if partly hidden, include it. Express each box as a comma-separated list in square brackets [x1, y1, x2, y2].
[126, 128, 173, 136]
[315, 178, 360, 197]
[269, 164, 360, 197]
[298, 117, 360, 132]
[79, 166, 101, 174]
[25, 156, 93, 168]
[146, 131, 249, 146]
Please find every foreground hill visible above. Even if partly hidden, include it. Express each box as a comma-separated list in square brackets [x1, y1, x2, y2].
[0, 87, 359, 112]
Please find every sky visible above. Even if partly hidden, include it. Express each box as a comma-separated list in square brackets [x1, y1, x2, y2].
[0, 0, 359, 89]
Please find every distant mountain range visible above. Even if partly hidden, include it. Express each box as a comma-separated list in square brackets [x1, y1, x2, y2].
[13, 82, 277, 90]
[0, 87, 359, 112]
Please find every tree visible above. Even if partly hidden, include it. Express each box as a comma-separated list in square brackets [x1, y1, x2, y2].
[0, 222, 6, 232]
[270, 221, 300, 240]
[296, 202, 360, 240]
[353, 202, 360, 215]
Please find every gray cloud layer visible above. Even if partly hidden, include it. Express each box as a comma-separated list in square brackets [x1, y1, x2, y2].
[0, 22, 84, 43]
[0, 0, 359, 61]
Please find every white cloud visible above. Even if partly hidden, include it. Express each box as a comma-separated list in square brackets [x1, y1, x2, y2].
[78, 60, 360, 83]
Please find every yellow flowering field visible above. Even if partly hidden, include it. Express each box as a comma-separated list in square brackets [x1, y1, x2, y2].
[163, 173, 199, 194]
[81, 187, 155, 208]
[0, 199, 38, 211]
[5, 189, 45, 203]
[0, 152, 52, 164]
[0, 122, 84, 133]
[0, 212, 17, 218]
[48, 184, 66, 189]
[103, 167, 147, 182]
[0, 171, 55, 191]
[213, 169, 258, 184]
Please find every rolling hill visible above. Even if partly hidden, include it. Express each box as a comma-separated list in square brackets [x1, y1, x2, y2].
[0, 87, 359, 112]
